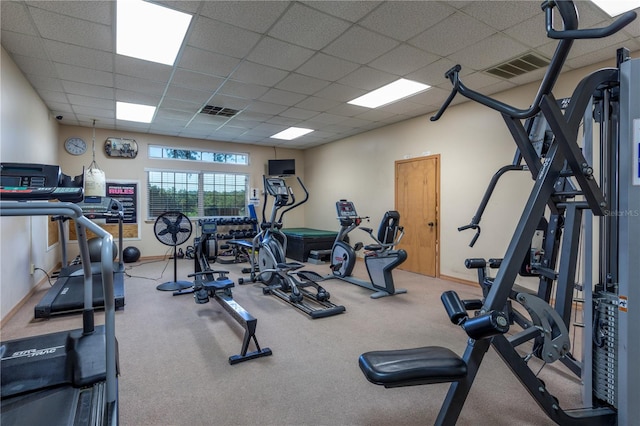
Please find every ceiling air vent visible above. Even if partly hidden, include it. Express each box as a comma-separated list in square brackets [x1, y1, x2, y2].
[200, 105, 239, 118]
[485, 53, 550, 79]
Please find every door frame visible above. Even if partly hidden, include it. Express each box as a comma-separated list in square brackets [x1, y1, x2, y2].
[395, 154, 440, 278]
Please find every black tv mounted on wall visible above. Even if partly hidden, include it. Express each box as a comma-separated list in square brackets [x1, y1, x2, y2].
[268, 159, 295, 176]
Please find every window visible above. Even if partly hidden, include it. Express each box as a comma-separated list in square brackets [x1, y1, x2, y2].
[147, 170, 248, 219]
[149, 145, 248, 165]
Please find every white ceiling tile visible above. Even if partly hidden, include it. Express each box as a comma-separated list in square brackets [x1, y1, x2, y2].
[115, 74, 166, 96]
[247, 37, 315, 71]
[27, 1, 112, 24]
[45, 40, 113, 71]
[323, 26, 398, 64]
[115, 56, 173, 81]
[114, 89, 162, 106]
[280, 107, 319, 120]
[188, 16, 261, 58]
[217, 80, 270, 100]
[268, 3, 350, 50]
[368, 44, 439, 75]
[409, 12, 494, 56]
[12, 54, 58, 77]
[3, 0, 639, 148]
[296, 53, 359, 81]
[38, 89, 69, 103]
[28, 74, 65, 92]
[56, 63, 113, 86]
[302, 1, 381, 22]
[163, 85, 212, 104]
[338, 66, 395, 91]
[62, 80, 113, 99]
[199, 1, 289, 33]
[243, 100, 289, 115]
[230, 61, 288, 86]
[295, 95, 341, 112]
[503, 15, 551, 49]
[1, 2, 38, 35]
[151, 1, 202, 15]
[1, 31, 48, 58]
[159, 98, 202, 112]
[313, 82, 366, 102]
[171, 69, 224, 92]
[461, 1, 542, 31]
[259, 88, 307, 107]
[177, 47, 241, 78]
[448, 33, 530, 71]
[360, 1, 455, 41]
[67, 93, 112, 109]
[405, 57, 460, 87]
[275, 73, 330, 95]
[304, 112, 345, 125]
[29, 7, 112, 51]
[153, 108, 193, 122]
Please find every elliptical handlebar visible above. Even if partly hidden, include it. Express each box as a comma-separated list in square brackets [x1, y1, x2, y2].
[277, 176, 309, 223]
[430, 0, 636, 122]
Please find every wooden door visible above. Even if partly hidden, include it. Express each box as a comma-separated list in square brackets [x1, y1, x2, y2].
[395, 156, 439, 277]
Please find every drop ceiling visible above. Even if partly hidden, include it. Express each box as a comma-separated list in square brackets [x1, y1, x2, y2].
[1, 1, 639, 149]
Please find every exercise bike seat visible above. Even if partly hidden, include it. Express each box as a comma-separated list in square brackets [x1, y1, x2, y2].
[359, 346, 467, 388]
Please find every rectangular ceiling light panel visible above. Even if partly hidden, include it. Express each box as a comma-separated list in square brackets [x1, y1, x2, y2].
[117, 0, 192, 65]
[271, 127, 314, 140]
[117, 101, 156, 123]
[348, 78, 431, 109]
[590, 0, 640, 17]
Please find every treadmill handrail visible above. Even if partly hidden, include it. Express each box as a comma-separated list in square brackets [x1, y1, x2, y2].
[0, 201, 117, 407]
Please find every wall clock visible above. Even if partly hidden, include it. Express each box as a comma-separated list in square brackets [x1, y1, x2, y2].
[64, 137, 87, 156]
[104, 137, 138, 158]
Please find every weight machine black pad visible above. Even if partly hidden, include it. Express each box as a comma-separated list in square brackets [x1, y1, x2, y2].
[359, 346, 467, 388]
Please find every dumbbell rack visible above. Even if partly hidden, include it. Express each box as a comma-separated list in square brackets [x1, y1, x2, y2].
[199, 217, 258, 261]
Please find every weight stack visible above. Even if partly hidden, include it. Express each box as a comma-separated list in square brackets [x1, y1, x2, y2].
[592, 291, 618, 407]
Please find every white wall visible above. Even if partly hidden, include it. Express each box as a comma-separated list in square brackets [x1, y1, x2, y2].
[1, 47, 61, 319]
[303, 54, 637, 283]
[56, 126, 306, 260]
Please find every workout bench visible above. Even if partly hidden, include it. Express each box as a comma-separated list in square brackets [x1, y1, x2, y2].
[189, 270, 272, 365]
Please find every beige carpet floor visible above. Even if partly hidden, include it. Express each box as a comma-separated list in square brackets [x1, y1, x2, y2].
[1, 255, 586, 426]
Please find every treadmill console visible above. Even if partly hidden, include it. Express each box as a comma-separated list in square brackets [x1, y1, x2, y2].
[77, 196, 124, 219]
[336, 200, 358, 218]
[0, 163, 83, 202]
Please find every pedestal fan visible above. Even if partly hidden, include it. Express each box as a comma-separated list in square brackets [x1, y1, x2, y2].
[154, 211, 193, 291]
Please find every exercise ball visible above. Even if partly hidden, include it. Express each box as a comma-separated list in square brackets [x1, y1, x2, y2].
[87, 237, 118, 263]
[123, 246, 141, 263]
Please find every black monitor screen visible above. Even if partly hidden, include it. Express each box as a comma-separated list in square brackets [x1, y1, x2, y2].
[268, 159, 295, 176]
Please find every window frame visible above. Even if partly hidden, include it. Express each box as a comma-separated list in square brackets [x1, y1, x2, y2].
[146, 168, 249, 220]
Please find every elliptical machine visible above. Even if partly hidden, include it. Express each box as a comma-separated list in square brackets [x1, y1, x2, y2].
[329, 200, 407, 299]
[240, 176, 345, 319]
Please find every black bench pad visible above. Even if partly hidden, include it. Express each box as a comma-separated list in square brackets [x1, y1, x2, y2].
[359, 346, 467, 388]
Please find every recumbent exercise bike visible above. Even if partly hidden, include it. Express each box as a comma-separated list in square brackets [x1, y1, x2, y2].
[329, 199, 407, 298]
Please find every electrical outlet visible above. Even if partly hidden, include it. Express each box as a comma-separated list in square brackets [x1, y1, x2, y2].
[30, 263, 35, 275]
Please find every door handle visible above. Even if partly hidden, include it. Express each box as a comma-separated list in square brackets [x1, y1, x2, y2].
[428, 222, 435, 227]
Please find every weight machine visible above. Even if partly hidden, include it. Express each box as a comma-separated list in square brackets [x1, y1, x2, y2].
[358, 1, 639, 424]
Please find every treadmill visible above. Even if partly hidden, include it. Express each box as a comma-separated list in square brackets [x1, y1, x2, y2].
[0, 162, 119, 425]
[35, 196, 126, 318]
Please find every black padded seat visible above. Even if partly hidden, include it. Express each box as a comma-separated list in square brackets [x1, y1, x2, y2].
[359, 346, 467, 388]
[203, 278, 234, 291]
